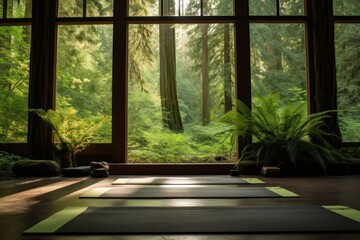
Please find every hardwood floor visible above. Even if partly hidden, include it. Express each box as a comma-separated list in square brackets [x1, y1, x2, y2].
[0, 175, 359, 240]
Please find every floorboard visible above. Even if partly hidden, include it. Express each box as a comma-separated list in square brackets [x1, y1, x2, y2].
[0, 175, 359, 240]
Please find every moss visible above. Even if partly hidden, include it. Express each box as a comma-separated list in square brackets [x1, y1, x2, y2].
[12, 160, 61, 177]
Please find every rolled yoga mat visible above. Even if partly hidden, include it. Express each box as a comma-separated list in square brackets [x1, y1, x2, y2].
[112, 176, 265, 185]
[79, 186, 299, 199]
[24, 205, 360, 234]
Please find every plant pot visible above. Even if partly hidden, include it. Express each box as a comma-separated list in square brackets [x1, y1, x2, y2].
[53, 150, 73, 169]
[230, 169, 240, 176]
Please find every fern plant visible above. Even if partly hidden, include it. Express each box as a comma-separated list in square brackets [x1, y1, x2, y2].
[221, 93, 343, 174]
[30, 108, 107, 168]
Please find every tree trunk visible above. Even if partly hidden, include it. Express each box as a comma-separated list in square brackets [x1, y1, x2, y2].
[265, 28, 283, 93]
[202, 24, 210, 125]
[223, 24, 232, 112]
[22, 0, 32, 44]
[159, 0, 183, 132]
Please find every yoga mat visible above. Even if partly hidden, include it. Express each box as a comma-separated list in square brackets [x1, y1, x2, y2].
[79, 186, 299, 199]
[24, 205, 360, 234]
[112, 176, 265, 185]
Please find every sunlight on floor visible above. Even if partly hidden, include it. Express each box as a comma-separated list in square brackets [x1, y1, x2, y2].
[0, 178, 88, 214]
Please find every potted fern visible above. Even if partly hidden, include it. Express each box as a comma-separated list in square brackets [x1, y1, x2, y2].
[30, 108, 107, 169]
[222, 93, 345, 175]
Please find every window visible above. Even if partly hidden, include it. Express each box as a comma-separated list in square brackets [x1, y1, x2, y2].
[56, 24, 113, 143]
[127, 0, 237, 163]
[128, 23, 235, 163]
[334, 1, 360, 142]
[250, 23, 307, 106]
[127, 1, 235, 164]
[55, 1, 113, 143]
[2, 0, 359, 165]
[335, 24, 360, 142]
[0, 0, 31, 143]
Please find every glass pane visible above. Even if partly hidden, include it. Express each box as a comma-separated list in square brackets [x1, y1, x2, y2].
[162, 0, 201, 16]
[56, 25, 113, 142]
[129, 0, 159, 16]
[6, 0, 31, 18]
[249, 0, 277, 16]
[280, 0, 304, 16]
[250, 24, 307, 105]
[204, 0, 233, 16]
[0, 0, 3, 18]
[86, 0, 113, 17]
[128, 0, 233, 17]
[333, 0, 360, 16]
[58, 0, 83, 17]
[128, 23, 235, 163]
[0, 26, 31, 143]
[335, 24, 360, 142]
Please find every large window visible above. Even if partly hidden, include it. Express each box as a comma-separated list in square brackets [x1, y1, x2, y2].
[128, 23, 235, 163]
[2, 0, 360, 165]
[127, 0, 236, 163]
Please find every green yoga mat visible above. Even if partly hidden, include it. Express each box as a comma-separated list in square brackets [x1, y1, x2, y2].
[112, 176, 265, 185]
[24, 205, 360, 234]
[79, 186, 299, 199]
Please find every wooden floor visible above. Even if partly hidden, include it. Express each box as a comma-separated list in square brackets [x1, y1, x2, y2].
[0, 175, 359, 240]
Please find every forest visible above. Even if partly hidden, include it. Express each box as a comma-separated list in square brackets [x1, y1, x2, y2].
[0, 0, 359, 163]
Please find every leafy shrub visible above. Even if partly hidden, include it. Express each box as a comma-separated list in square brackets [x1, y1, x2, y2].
[222, 93, 345, 174]
[0, 151, 23, 176]
[29, 108, 107, 168]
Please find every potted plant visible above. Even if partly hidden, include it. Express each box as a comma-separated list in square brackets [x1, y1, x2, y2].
[30, 108, 107, 169]
[221, 93, 346, 175]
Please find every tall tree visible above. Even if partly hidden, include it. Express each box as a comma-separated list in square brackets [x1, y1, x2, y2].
[159, 0, 183, 132]
[187, 0, 234, 115]
[201, 23, 210, 125]
[223, 23, 232, 112]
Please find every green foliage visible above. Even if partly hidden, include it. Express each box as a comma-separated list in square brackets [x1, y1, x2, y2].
[0, 25, 30, 143]
[222, 93, 344, 173]
[340, 146, 360, 162]
[56, 24, 112, 142]
[0, 151, 23, 175]
[335, 23, 360, 141]
[29, 108, 107, 166]
[128, 122, 232, 163]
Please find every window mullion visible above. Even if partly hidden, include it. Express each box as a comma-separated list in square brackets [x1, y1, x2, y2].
[3, 0, 8, 18]
[276, 0, 280, 16]
[83, 0, 87, 17]
[234, 0, 251, 160]
[112, 0, 128, 163]
[200, 0, 203, 16]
